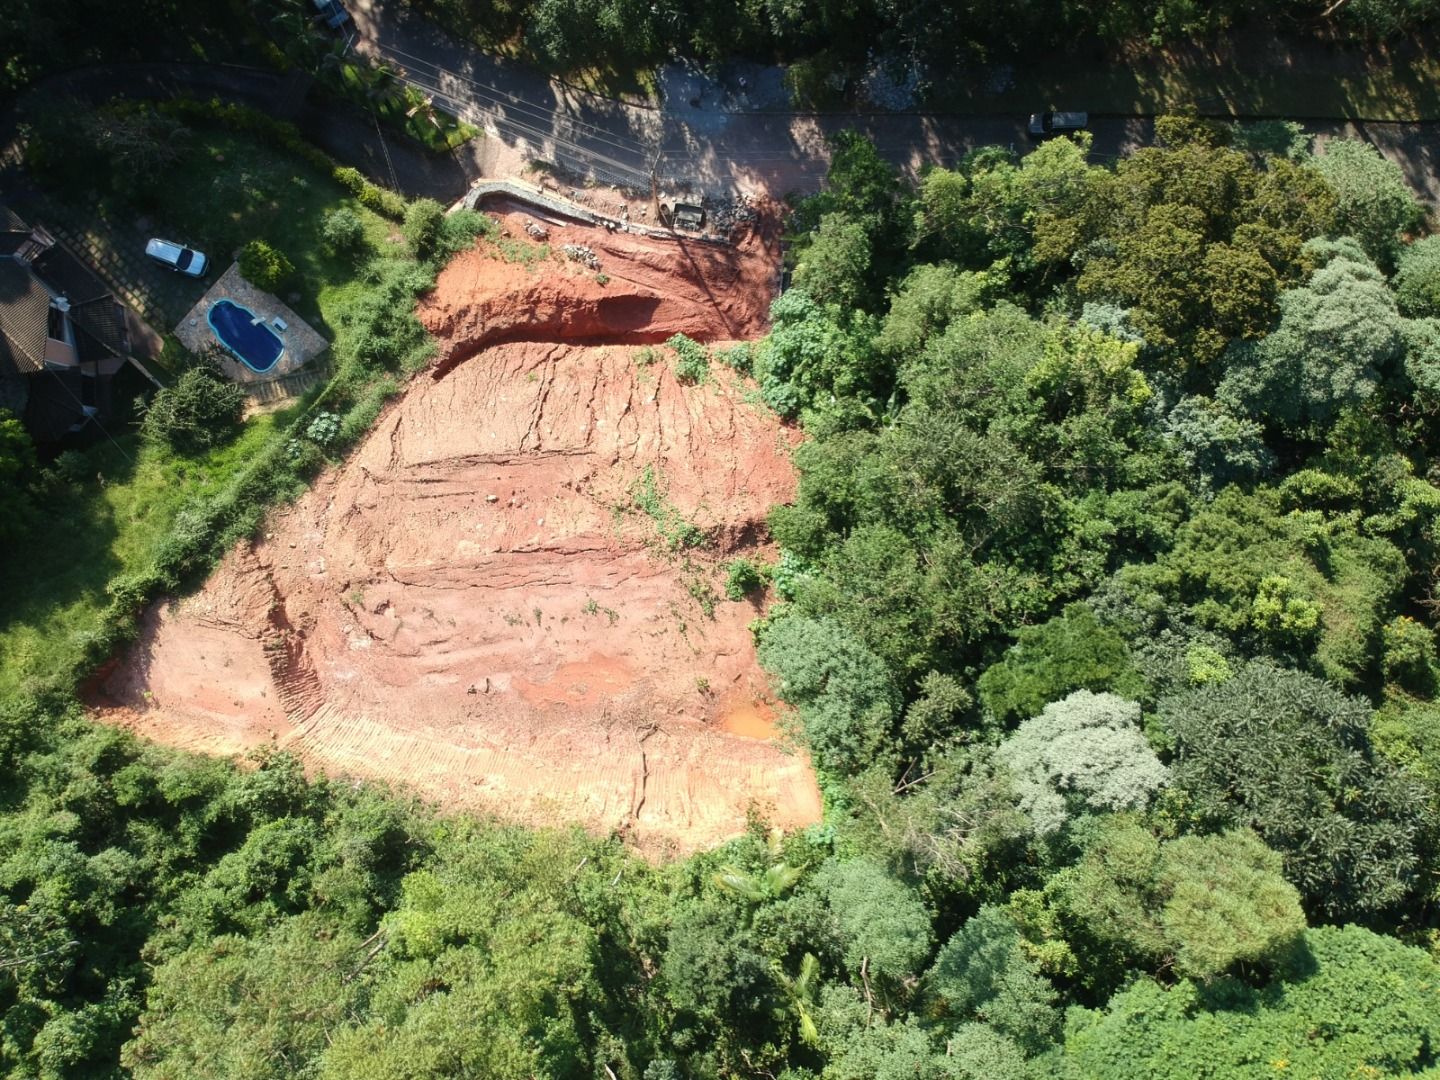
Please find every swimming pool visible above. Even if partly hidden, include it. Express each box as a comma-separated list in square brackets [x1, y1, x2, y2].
[207, 299, 284, 373]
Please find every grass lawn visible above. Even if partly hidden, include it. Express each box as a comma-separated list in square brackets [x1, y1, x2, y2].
[0, 416, 296, 700]
[930, 32, 1440, 122]
[130, 128, 404, 328]
[0, 121, 414, 698]
[335, 63, 480, 152]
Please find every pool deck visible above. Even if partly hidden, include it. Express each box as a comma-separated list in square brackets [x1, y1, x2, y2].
[174, 263, 328, 386]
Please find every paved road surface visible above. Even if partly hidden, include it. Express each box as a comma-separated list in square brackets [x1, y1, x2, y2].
[351, 0, 1438, 204]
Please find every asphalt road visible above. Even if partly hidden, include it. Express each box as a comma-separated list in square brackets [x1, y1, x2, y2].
[348, 0, 1440, 206]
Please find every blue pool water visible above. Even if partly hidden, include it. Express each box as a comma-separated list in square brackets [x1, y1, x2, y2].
[207, 299, 284, 373]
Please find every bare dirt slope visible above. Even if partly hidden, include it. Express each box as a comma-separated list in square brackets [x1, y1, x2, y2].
[97, 211, 821, 855]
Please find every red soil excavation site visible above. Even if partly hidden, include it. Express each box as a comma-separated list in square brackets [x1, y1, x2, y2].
[95, 203, 822, 855]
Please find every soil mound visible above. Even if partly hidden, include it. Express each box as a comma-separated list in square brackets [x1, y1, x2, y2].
[422, 201, 779, 374]
[97, 216, 820, 855]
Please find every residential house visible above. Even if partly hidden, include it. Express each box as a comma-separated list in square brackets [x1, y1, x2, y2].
[0, 205, 156, 443]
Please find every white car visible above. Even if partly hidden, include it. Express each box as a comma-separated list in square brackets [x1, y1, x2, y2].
[144, 238, 208, 278]
[1028, 111, 1088, 138]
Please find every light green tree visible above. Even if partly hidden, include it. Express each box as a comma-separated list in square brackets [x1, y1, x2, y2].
[926, 905, 1060, 1054]
[1394, 234, 1440, 316]
[756, 613, 900, 776]
[795, 213, 873, 308]
[1311, 138, 1422, 267]
[1216, 244, 1405, 433]
[1042, 926, 1440, 1078]
[995, 690, 1168, 835]
[1061, 817, 1306, 980]
[810, 858, 933, 987]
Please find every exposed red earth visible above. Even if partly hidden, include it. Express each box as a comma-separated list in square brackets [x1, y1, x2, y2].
[94, 205, 822, 855]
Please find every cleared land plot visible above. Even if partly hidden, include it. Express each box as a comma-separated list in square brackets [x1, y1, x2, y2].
[96, 209, 822, 854]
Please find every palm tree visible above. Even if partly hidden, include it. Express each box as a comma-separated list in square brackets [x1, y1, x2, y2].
[774, 952, 822, 1047]
[712, 827, 803, 907]
[712, 860, 804, 903]
[405, 94, 444, 136]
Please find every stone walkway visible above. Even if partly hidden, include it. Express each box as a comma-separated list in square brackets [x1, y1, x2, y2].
[33, 207, 206, 328]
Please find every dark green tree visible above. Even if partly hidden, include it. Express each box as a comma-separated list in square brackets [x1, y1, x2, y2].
[1158, 661, 1427, 919]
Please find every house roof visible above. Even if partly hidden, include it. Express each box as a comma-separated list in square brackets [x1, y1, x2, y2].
[28, 238, 131, 362]
[0, 209, 131, 366]
[23, 366, 92, 444]
[29, 245, 112, 306]
[0, 205, 28, 251]
[70, 296, 131, 365]
[0, 258, 53, 375]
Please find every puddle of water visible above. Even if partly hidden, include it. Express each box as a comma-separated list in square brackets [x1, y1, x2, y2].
[720, 699, 780, 740]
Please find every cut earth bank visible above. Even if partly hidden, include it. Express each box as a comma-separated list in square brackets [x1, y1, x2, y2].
[93, 203, 823, 856]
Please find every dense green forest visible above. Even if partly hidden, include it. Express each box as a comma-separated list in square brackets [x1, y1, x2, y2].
[6, 0, 1440, 106]
[399, 0, 1440, 96]
[6, 105, 1440, 1077]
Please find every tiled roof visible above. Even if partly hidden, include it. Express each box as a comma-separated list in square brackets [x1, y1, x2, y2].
[0, 258, 53, 374]
[23, 367, 91, 443]
[70, 296, 130, 364]
[0, 204, 26, 230]
[0, 204, 30, 257]
[27, 243, 130, 361]
[0, 230, 131, 366]
[30, 245, 112, 305]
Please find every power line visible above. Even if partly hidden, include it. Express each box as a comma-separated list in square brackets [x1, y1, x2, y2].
[369, 41, 655, 156]
[41, 366, 135, 466]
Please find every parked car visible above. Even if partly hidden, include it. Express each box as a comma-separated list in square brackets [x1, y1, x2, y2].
[312, 0, 350, 29]
[144, 238, 208, 278]
[1028, 111, 1088, 137]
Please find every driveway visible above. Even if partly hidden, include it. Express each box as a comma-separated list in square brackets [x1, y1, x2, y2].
[350, 0, 1440, 207]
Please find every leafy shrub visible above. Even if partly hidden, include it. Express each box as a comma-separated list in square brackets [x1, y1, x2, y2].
[770, 549, 814, 601]
[716, 343, 753, 375]
[435, 209, 494, 259]
[321, 209, 366, 257]
[1381, 616, 1437, 692]
[667, 333, 710, 384]
[402, 198, 446, 260]
[0, 410, 36, 546]
[305, 412, 340, 446]
[237, 240, 295, 292]
[333, 166, 407, 219]
[338, 377, 400, 446]
[141, 363, 246, 454]
[724, 558, 765, 601]
[330, 258, 436, 374]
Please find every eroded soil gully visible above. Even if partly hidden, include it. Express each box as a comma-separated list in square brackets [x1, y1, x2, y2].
[92, 205, 821, 857]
